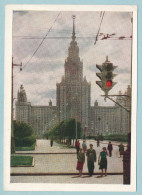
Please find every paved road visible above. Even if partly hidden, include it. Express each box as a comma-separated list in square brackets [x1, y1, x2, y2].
[11, 175, 123, 184]
[12, 139, 123, 173]
[11, 140, 123, 184]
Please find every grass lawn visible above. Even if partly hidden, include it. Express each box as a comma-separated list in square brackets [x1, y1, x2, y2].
[11, 156, 33, 167]
[15, 143, 35, 151]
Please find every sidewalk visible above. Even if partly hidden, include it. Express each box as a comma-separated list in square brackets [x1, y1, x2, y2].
[11, 140, 123, 174]
[11, 175, 123, 184]
[15, 140, 75, 154]
[15, 139, 127, 154]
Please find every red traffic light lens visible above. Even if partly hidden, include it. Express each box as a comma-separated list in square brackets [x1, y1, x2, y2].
[106, 80, 112, 88]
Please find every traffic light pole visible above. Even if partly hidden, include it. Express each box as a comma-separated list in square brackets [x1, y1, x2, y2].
[102, 94, 131, 184]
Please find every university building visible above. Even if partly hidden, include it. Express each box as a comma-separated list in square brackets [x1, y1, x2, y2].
[16, 85, 57, 138]
[56, 16, 91, 129]
[89, 85, 131, 136]
[15, 17, 131, 138]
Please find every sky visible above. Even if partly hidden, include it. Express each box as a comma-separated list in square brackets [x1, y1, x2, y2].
[12, 11, 132, 106]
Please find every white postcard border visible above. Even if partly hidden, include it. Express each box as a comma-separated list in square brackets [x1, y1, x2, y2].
[4, 4, 137, 192]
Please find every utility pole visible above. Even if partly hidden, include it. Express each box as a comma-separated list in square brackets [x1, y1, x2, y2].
[11, 57, 22, 153]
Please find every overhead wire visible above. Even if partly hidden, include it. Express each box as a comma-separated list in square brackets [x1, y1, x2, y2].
[13, 11, 61, 78]
[12, 36, 131, 40]
[94, 11, 105, 45]
[13, 11, 131, 78]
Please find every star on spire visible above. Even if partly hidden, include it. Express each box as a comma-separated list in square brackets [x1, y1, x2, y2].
[72, 15, 76, 41]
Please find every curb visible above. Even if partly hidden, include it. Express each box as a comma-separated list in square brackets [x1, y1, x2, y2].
[14, 153, 77, 155]
[11, 172, 123, 176]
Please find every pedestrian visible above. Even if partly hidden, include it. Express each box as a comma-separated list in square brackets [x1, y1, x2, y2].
[75, 139, 80, 154]
[97, 139, 100, 147]
[86, 144, 97, 176]
[82, 140, 87, 153]
[77, 140, 80, 154]
[50, 138, 53, 147]
[35, 139, 37, 150]
[76, 148, 85, 176]
[119, 143, 124, 157]
[98, 147, 108, 176]
[107, 141, 113, 157]
[75, 139, 77, 148]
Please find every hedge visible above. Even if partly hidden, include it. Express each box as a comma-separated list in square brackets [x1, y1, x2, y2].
[15, 135, 36, 147]
[14, 121, 33, 137]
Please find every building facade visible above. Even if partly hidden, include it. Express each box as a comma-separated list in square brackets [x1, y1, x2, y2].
[89, 86, 131, 136]
[15, 17, 131, 138]
[16, 85, 57, 138]
[56, 16, 91, 129]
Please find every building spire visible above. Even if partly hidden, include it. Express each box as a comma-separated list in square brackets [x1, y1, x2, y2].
[106, 56, 109, 62]
[72, 15, 76, 41]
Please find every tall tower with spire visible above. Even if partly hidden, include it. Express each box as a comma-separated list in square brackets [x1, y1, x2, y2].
[15, 84, 31, 123]
[56, 16, 91, 130]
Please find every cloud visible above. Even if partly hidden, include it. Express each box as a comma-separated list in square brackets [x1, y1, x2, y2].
[13, 11, 132, 106]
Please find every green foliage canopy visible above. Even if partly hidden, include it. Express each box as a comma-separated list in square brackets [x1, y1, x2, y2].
[13, 121, 36, 147]
[47, 118, 82, 140]
[14, 121, 33, 137]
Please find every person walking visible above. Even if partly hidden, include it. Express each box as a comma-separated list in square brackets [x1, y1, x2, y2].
[82, 140, 87, 153]
[98, 147, 108, 176]
[76, 148, 85, 176]
[75, 139, 78, 153]
[86, 144, 97, 176]
[75, 140, 80, 154]
[97, 139, 100, 147]
[50, 137, 53, 147]
[77, 140, 80, 154]
[119, 143, 124, 157]
[107, 141, 113, 157]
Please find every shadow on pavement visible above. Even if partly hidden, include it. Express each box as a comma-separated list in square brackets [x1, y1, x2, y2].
[96, 175, 103, 178]
[81, 175, 91, 178]
[71, 175, 81, 178]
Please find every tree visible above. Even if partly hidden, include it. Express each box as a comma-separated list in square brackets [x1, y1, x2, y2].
[63, 118, 82, 139]
[47, 118, 82, 144]
[13, 121, 36, 147]
[14, 121, 33, 137]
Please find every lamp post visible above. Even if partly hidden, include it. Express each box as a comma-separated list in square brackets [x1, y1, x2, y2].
[72, 96, 78, 140]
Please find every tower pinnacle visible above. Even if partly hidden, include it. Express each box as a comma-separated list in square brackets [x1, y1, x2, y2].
[106, 56, 109, 62]
[72, 15, 76, 41]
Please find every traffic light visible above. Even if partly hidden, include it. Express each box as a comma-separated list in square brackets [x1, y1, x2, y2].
[96, 56, 117, 97]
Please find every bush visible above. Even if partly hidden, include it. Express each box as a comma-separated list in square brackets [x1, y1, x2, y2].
[15, 135, 36, 147]
[14, 121, 33, 137]
[13, 121, 36, 147]
[103, 134, 128, 142]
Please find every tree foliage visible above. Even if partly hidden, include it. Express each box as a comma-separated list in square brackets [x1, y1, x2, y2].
[14, 121, 33, 137]
[47, 118, 82, 140]
[13, 121, 36, 147]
